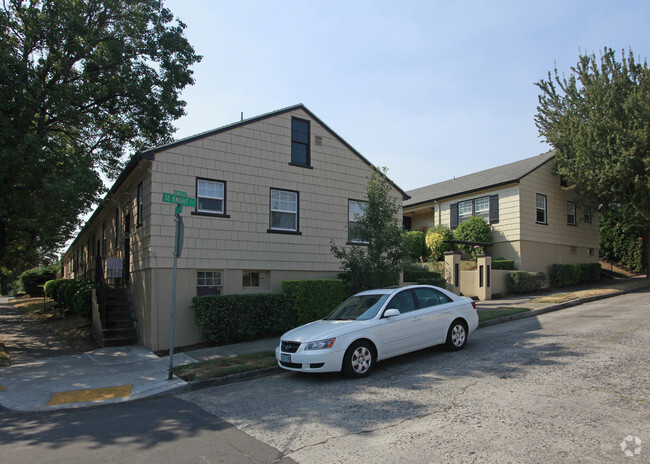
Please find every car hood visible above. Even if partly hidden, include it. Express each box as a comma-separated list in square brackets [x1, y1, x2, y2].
[281, 319, 360, 343]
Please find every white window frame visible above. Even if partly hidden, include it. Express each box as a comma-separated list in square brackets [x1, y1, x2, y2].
[474, 196, 490, 220]
[196, 271, 222, 296]
[270, 189, 298, 232]
[348, 199, 368, 244]
[458, 200, 473, 222]
[197, 178, 225, 215]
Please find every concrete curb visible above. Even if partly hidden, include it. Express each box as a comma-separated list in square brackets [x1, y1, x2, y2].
[187, 366, 282, 391]
[478, 284, 650, 328]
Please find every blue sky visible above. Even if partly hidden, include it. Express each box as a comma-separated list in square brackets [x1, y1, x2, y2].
[163, 0, 650, 192]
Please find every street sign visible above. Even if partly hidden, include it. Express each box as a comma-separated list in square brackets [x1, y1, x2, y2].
[162, 191, 196, 207]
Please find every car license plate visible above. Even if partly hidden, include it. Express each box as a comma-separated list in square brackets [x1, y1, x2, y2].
[280, 353, 291, 363]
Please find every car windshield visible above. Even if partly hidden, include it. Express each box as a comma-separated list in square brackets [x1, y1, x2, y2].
[324, 294, 389, 321]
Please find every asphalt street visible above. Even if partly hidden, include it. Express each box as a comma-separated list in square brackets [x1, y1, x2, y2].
[1, 290, 647, 463]
[180, 290, 649, 464]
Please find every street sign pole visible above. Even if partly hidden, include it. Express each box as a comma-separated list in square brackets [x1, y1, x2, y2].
[161, 190, 193, 380]
[168, 204, 182, 380]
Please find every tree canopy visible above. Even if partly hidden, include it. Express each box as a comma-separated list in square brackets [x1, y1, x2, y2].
[535, 47, 650, 272]
[0, 0, 201, 276]
[331, 168, 404, 294]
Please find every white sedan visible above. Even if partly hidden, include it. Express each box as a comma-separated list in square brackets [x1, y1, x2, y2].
[276, 285, 479, 378]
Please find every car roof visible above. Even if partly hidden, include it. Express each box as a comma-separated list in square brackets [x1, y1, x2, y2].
[354, 285, 439, 297]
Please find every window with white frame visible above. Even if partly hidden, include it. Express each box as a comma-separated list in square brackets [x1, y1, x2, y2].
[458, 200, 473, 222]
[474, 196, 490, 220]
[584, 205, 592, 223]
[450, 195, 498, 228]
[348, 199, 368, 244]
[197, 271, 222, 296]
[270, 189, 298, 232]
[567, 201, 576, 225]
[197, 178, 225, 215]
[536, 194, 547, 224]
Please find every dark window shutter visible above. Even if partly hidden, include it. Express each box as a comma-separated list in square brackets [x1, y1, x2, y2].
[489, 195, 499, 224]
[450, 203, 459, 229]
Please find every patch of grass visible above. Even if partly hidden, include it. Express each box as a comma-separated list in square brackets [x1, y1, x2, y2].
[479, 307, 531, 322]
[11, 298, 99, 352]
[173, 351, 277, 381]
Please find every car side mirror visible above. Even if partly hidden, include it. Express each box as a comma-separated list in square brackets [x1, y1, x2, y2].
[383, 308, 400, 318]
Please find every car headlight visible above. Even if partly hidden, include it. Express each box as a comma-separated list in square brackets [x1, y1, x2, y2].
[305, 338, 336, 350]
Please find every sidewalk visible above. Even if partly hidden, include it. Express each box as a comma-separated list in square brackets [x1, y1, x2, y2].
[1, 278, 648, 413]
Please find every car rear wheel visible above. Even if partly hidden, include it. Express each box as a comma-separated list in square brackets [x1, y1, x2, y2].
[342, 341, 375, 378]
[445, 320, 467, 351]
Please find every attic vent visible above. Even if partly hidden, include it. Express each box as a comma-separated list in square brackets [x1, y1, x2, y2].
[315, 135, 323, 146]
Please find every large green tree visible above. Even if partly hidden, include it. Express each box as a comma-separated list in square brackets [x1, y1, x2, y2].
[0, 0, 201, 275]
[535, 48, 650, 273]
[331, 168, 404, 294]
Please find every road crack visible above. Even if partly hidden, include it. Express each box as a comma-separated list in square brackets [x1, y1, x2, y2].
[286, 380, 479, 456]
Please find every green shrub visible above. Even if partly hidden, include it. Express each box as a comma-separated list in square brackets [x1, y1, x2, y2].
[453, 216, 493, 259]
[18, 265, 58, 296]
[402, 230, 426, 261]
[70, 280, 94, 317]
[425, 225, 453, 261]
[282, 280, 347, 326]
[43, 279, 59, 299]
[506, 271, 546, 294]
[193, 293, 293, 345]
[550, 263, 601, 287]
[53, 279, 75, 303]
[404, 270, 442, 282]
[492, 259, 516, 270]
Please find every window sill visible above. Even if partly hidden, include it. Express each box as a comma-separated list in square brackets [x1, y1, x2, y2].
[191, 211, 231, 218]
[536, 221, 548, 226]
[267, 229, 302, 235]
[289, 162, 313, 170]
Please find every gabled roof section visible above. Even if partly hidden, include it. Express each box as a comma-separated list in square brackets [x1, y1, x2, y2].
[405, 151, 555, 208]
[138, 103, 409, 200]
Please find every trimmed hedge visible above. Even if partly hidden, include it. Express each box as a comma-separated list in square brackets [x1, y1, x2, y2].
[44, 278, 94, 317]
[492, 259, 516, 270]
[550, 263, 601, 287]
[404, 270, 442, 282]
[19, 266, 58, 296]
[282, 279, 347, 326]
[416, 277, 448, 288]
[506, 271, 546, 294]
[193, 293, 293, 345]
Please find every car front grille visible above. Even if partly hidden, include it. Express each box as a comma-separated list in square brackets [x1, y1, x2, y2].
[281, 341, 301, 353]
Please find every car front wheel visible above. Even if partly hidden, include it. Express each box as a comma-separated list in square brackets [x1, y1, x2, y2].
[342, 341, 375, 378]
[445, 320, 467, 351]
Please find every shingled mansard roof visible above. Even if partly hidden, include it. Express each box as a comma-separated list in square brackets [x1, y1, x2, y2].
[405, 151, 555, 208]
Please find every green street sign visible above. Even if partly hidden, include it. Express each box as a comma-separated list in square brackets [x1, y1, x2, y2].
[163, 192, 196, 207]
